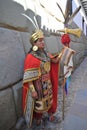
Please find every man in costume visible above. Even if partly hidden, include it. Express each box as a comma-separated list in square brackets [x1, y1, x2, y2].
[22, 29, 62, 128]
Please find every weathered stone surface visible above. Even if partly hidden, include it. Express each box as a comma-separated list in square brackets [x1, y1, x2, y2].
[20, 32, 32, 54]
[12, 81, 23, 118]
[45, 35, 62, 54]
[62, 57, 87, 130]
[0, 88, 17, 130]
[0, 28, 25, 89]
[0, 0, 27, 28]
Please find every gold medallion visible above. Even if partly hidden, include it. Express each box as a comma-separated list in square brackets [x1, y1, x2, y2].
[44, 62, 50, 72]
[33, 45, 38, 51]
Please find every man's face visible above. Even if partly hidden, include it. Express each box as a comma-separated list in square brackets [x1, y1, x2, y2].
[34, 38, 45, 50]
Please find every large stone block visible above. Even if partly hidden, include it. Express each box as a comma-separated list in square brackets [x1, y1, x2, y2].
[20, 32, 32, 54]
[12, 81, 23, 118]
[45, 35, 62, 54]
[0, 0, 26, 28]
[0, 88, 17, 130]
[0, 28, 25, 89]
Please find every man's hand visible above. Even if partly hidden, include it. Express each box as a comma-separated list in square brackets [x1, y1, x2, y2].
[29, 81, 38, 99]
[32, 91, 38, 99]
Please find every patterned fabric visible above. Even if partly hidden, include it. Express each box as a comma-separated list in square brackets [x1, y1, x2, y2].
[33, 70, 53, 113]
[23, 52, 52, 113]
[23, 68, 41, 83]
[22, 50, 59, 122]
[64, 55, 73, 78]
[61, 46, 75, 95]
[61, 46, 75, 65]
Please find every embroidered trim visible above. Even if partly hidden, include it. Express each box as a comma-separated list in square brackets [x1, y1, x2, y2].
[42, 73, 50, 82]
[31, 50, 50, 62]
[34, 96, 53, 113]
[23, 68, 41, 83]
[61, 47, 74, 65]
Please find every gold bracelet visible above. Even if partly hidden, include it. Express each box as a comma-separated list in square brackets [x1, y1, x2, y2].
[58, 52, 62, 59]
[29, 84, 35, 92]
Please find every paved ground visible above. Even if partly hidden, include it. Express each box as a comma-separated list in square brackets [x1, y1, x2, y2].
[15, 57, 87, 130]
[62, 57, 87, 130]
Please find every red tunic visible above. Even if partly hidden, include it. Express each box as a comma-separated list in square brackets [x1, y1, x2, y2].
[22, 53, 59, 115]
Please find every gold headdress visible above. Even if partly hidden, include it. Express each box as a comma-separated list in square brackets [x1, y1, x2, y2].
[22, 14, 44, 44]
[30, 29, 44, 44]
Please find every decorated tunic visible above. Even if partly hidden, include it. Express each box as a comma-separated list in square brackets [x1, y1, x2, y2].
[22, 50, 59, 115]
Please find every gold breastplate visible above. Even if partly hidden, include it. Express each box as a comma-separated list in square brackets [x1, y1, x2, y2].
[43, 62, 50, 72]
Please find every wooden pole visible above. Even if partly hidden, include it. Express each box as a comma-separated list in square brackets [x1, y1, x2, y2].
[62, 78, 66, 120]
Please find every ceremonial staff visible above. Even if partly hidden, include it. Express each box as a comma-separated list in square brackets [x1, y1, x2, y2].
[62, 78, 66, 120]
[56, 0, 81, 120]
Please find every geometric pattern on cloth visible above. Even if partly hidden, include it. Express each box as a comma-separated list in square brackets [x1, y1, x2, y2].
[23, 68, 41, 83]
[61, 46, 75, 65]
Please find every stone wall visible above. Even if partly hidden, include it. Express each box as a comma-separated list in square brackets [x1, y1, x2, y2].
[0, 24, 87, 130]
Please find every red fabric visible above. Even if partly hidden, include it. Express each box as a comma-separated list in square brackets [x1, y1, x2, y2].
[61, 34, 70, 45]
[33, 112, 42, 119]
[22, 53, 59, 116]
[24, 54, 40, 70]
[22, 83, 28, 112]
[48, 63, 59, 114]
[22, 54, 40, 112]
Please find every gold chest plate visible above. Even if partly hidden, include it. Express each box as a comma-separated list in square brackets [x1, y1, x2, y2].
[44, 62, 50, 72]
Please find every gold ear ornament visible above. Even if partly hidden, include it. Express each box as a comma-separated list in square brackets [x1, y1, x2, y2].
[32, 45, 38, 51]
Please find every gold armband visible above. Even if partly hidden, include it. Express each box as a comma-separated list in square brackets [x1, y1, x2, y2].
[29, 84, 36, 92]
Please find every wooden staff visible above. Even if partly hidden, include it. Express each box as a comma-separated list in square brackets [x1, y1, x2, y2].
[62, 77, 66, 120]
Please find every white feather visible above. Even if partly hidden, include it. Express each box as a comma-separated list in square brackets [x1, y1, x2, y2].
[22, 13, 37, 29]
[34, 16, 39, 29]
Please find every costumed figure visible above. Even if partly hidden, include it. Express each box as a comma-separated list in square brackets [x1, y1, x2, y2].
[22, 29, 62, 128]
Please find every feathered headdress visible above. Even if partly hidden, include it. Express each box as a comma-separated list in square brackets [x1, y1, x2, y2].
[22, 13, 44, 44]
